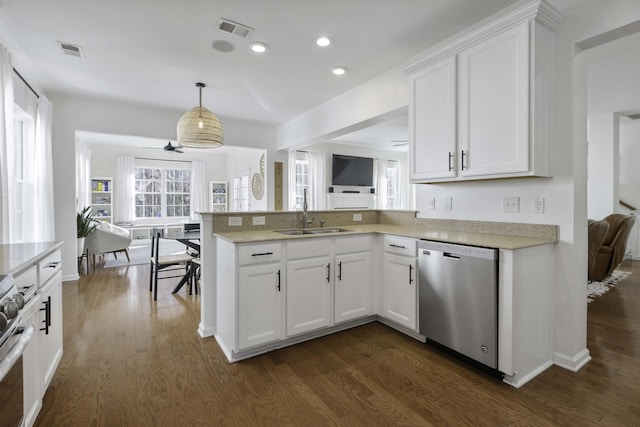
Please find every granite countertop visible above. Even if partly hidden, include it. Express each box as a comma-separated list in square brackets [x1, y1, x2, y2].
[214, 224, 556, 250]
[0, 241, 63, 275]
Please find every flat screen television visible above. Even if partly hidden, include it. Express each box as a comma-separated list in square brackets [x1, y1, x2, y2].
[331, 154, 374, 186]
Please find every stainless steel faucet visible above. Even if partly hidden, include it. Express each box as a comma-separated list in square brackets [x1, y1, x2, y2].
[303, 188, 308, 228]
[302, 188, 314, 228]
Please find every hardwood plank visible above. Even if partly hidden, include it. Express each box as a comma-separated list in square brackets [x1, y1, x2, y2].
[35, 260, 640, 426]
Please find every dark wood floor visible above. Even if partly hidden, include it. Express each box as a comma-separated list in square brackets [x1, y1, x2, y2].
[36, 259, 640, 426]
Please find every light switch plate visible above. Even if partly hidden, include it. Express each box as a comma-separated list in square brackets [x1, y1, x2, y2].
[228, 217, 242, 226]
[353, 213, 362, 221]
[443, 197, 452, 211]
[502, 196, 520, 213]
[533, 197, 545, 213]
[252, 216, 265, 225]
[428, 197, 436, 210]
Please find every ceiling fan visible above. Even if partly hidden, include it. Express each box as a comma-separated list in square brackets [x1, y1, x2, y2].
[163, 141, 183, 153]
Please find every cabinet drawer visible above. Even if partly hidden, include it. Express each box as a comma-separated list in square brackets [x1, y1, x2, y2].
[335, 235, 371, 254]
[287, 238, 331, 260]
[38, 249, 62, 286]
[14, 265, 38, 289]
[238, 243, 282, 265]
[383, 235, 417, 257]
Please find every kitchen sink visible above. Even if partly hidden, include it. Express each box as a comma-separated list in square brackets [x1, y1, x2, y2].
[275, 228, 351, 235]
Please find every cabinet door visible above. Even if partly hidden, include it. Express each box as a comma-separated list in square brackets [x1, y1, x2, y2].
[334, 252, 371, 324]
[382, 253, 417, 330]
[39, 272, 63, 392]
[286, 256, 332, 336]
[458, 23, 529, 177]
[409, 56, 457, 181]
[238, 263, 282, 349]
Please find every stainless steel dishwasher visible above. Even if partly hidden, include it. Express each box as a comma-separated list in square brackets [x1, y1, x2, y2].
[418, 240, 498, 370]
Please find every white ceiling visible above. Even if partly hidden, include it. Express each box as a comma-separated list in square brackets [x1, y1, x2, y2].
[1, 0, 524, 126]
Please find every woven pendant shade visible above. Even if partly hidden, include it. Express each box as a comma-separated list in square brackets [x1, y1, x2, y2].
[177, 83, 224, 148]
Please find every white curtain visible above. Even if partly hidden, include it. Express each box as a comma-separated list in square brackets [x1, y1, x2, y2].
[75, 143, 92, 212]
[190, 160, 206, 219]
[308, 151, 326, 210]
[374, 158, 388, 209]
[397, 158, 409, 209]
[287, 150, 297, 210]
[114, 155, 135, 222]
[34, 95, 55, 241]
[0, 45, 14, 243]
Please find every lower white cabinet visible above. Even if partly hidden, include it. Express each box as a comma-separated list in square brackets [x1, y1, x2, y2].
[38, 271, 63, 392]
[334, 251, 371, 324]
[238, 262, 283, 349]
[286, 256, 333, 336]
[22, 295, 41, 427]
[382, 237, 418, 331]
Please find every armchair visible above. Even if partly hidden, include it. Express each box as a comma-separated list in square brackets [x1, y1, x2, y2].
[84, 222, 133, 269]
[590, 214, 635, 282]
[587, 219, 609, 282]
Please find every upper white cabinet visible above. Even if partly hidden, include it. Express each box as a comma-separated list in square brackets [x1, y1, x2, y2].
[404, 1, 561, 183]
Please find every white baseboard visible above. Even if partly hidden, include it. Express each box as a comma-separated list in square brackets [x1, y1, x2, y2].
[62, 273, 80, 282]
[553, 348, 591, 371]
[503, 361, 553, 388]
[198, 323, 215, 338]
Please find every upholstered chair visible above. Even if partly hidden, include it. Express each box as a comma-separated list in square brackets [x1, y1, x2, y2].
[590, 214, 635, 282]
[587, 219, 609, 282]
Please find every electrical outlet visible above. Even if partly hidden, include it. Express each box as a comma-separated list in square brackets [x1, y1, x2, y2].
[502, 196, 520, 213]
[443, 197, 452, 211]
[252, 216, 265, 225]
[353, 213, 362, 221]
[428, 197, 436, 210]
[228, 217, 242, 226]
[533, 197, 545, 213]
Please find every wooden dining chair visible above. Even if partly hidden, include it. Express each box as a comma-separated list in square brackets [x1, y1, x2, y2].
[149, 230, 194, 300]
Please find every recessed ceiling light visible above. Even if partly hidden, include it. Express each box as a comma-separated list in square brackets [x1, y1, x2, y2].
[316, 36, 333, 47]
[249, 42, 268, 53]
[331, 66, 348, 76]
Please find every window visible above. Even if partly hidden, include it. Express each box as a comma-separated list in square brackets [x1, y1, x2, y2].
[232, 170, 250, 211]
[134, 167, 190, 218]
[293, 152, 309, 210]
[385, 161, 398, 209]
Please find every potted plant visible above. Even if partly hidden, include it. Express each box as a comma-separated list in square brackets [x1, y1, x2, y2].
[76, 206, 97, 255]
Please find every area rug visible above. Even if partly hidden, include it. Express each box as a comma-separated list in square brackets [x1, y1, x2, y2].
[587, 270, 631, 303]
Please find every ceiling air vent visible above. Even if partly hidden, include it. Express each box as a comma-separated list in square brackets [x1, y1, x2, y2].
[217, 18, 253, 38]
[58, 41, 84, 58]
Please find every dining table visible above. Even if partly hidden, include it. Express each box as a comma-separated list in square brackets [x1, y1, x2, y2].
[163, 230, 200, 294]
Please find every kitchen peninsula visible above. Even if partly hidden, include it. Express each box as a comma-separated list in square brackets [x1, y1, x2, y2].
[198, 210, 557, 388]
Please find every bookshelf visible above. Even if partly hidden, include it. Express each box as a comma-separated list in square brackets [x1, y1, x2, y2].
[209, 181, 227, 212]
[91, 177, 113, 222]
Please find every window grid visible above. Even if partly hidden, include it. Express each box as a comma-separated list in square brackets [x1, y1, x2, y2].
[386, 161, 398, 209]
[135, 167, 190, 218]
[294, 158, 309, 210]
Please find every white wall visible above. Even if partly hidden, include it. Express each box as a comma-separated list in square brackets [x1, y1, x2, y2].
[620, 119, 640, 258]
[48, 93, 279, 280]
[587, 113, 619, 220]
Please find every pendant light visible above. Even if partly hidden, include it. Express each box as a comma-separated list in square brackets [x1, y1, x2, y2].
[177, 82, 224, 148]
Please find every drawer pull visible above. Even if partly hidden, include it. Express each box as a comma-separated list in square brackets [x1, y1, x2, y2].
[251, 252, 274, 257]
[389, 244, 406, 249]
[45, 261, 60, 269]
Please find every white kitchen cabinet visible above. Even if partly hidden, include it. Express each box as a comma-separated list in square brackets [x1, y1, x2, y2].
[382, 236, 418, 331]
[458, 23, 529, 177]
[333, 230, 372, 325]
[238, 262, 282, 349]
[38, 270, 63, 392]
[409, 56, 457, 181]
[404, 2, 560, 183]
[286, 255, 333, 336]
